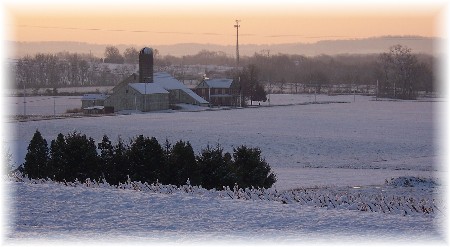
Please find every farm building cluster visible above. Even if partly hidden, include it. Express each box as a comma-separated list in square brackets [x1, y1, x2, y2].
[81, 47, 240, 113]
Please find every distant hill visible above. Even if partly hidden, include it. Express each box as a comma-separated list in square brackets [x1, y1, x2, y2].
[7, 36, 440, 58]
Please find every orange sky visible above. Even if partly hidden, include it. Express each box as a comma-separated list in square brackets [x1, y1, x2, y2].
[3, 1, 446, 46]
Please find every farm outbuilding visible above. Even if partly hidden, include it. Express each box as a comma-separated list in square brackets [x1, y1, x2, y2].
[81, 94, 109, 114]
[153, 72, 208, 106]
[104, 82, 169, 112]
[81, 94, 108, 109]
[102, 47, 208, 113]
[195, 78, 241, 107]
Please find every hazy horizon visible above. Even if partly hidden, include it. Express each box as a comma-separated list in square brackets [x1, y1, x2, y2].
[7, 35, 439, 58]
[6, 34, 439, 47]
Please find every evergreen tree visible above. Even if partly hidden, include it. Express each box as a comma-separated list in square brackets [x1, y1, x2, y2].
[128, 135, 163, 183]
[112, 137, 130, 185]
[23, 130, 277, 190]
[98, 135, 114, 183]
[164, 140, 199, 186]
[174, 140, 199, 186]
[160, 139, 172, 184]
[98, 135, 130, 185]
[49, 133, 66, 181]
[64, 131, 100, 182]
[232, 145, 276, 189]
[253, 83, 267, 102]
[23, 130, 49, 179]
[196, 144, 236, 190]
[236, 64, 267, 105]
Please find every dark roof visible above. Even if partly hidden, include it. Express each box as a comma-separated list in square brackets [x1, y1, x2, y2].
[140, 47, 153, 54]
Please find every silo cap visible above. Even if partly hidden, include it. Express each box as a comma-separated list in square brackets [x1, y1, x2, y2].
[140, 47, 153, 54]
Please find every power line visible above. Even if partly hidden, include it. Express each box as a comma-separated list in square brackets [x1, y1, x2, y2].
[17, 25, 226, 36]
[18, 24, 434, 40]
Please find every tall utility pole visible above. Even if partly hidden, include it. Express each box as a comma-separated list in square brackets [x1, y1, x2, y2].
[23, 83, 26, 116]
[234, 20, 241, 67]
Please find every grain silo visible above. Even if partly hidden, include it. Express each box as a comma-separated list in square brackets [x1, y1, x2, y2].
[139, 47, 153, 83]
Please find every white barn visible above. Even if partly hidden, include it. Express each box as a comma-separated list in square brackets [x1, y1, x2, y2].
[103, 47, 208, 113]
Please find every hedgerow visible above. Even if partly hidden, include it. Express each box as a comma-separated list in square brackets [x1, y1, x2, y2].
[20, 130, 277, 189]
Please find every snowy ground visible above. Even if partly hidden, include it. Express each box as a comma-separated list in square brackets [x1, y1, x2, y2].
[5, 96, 83, 116]
[5, 95, 442, 188]
[5, 93, 342, 116]
[3, 94, 447, 244]
[4, 177, 446, 245]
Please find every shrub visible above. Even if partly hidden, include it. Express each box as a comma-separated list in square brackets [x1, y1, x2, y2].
[65, 108, 83, 114]
[232, 146, 276, 189]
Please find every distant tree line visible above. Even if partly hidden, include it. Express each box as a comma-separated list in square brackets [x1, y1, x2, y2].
[20, 130, 276, 190]
[104, 46, 141, 64]
[156, 49, 233, 67]
[12, 44, 436, 99]
[160, 46, 435, 98]
[12, 51, 137, 90]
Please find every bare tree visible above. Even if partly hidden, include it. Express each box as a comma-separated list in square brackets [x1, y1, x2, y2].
[237, 64, 267, 105]
[123, 47, 139, 64]
[378, 44, 419, 99]
[104, 46, 124, 64]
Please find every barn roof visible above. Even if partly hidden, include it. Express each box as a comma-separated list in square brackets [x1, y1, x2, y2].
[125, 72, 207, 104]
[153, 72, 187, 90]
[81, 94, 108, 101]
[129, 83, 169, 94]
[204, 79, 233, 89]
[181, 88, 209, 104]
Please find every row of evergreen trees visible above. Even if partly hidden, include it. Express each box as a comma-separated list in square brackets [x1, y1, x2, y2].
[21, 130, 276, 190]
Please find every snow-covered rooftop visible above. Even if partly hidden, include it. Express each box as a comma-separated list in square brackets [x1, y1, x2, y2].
[153, 72, 187, 90]
[127, 72, 207, 103]
[81, 94, 108, 101]
[181, 88, 209, 104]
[205, 78, 233, 89]
[129, 83, 169, 94]
[83, 106, 105, 110]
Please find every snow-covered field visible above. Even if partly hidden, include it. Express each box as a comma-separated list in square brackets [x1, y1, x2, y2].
[3, 94, 447, 244]
[5, 96, 83, 116]
[6, 95, 442, 187]
[5, 93, 340, 116]
[5, 176, 445, 245]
